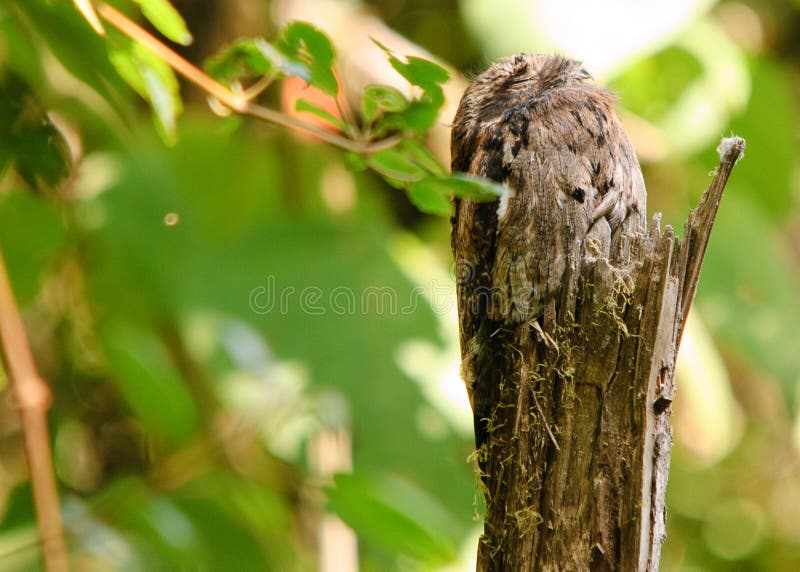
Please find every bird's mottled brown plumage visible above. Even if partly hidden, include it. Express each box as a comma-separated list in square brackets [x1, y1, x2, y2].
[451, 54, 646, 448]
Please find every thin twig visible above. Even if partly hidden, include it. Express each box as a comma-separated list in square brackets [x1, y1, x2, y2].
[95, 2, 399, 154]
[241, 74, 275, 101]
[0, 249, 68, 572]
[240, 101, 401, 153]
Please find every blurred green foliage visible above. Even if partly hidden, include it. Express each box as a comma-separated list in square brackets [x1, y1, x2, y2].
[1, 0, 800, 570]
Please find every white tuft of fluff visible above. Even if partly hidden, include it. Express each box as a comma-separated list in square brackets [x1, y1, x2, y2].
[716, 136, 746, 163]
[497, 192, 510, 224]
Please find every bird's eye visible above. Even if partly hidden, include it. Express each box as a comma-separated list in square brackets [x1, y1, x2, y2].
[571, 188, 585, 203]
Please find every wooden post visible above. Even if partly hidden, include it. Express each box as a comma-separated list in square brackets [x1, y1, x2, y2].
[467, 137, 745, 571]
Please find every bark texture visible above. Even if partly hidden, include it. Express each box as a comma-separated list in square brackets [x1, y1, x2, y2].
[462, 137, 744, 571]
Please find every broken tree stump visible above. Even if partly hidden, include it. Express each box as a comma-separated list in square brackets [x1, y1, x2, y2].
[466, 137, 745, 571]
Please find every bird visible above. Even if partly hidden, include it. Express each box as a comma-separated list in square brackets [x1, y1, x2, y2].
[450, 53, 647, 448]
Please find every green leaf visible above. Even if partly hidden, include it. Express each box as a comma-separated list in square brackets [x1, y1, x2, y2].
[0, 191, 66, 304]
[174, 496, 272, 569]
[83, 123, 477, 561]
[110, 42, 182, 144]
[370, 42, 447, 134]
[405, 173, 510, 216]
[255, 39, 310, 80]
[0, 74, 72, 193]
[295, 99, 345, 131]
[366, 148, 428, 183]
[373, 92, 444, 135]
[392, 56, 449, 91]
[277, 22, 338, 95]
[0, 11, 46, 87]
[109, 49, 146, 98]
[361, 84, 409, 123]
[13, 1, 130, 114]
[134, 0, 193, 46]
[204, 38, 274, 83]
[143, 66, 179, 144]
[344, 152, 368, 172]
[400, 140, 444, 176]
[424, 173, 510, 200]
[398, 97, 442, 131]
[327, 472, 458, 564]
[365, 141, 444, 193]
[102, 326, 199, 442]
[372, 40, 449, 91]
[406, 182, 452, 216]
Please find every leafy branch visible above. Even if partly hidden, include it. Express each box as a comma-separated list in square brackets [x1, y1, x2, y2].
[96, 3, 388, 153]
[73, 0, 508, 215]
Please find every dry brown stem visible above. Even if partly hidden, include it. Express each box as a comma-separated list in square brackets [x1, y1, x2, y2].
[0, 250, 68, 572]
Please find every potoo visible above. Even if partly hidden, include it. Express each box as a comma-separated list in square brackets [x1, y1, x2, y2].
[451, 54, 646, 448]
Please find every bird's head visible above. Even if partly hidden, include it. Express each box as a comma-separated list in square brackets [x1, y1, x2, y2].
[455, 54, 593, 127]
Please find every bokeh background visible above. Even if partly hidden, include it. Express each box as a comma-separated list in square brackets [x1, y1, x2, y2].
[1, 0, 800, 570]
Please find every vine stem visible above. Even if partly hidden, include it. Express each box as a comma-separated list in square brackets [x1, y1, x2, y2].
[94, 3, 400, 154]
[0, 249, 68, 572]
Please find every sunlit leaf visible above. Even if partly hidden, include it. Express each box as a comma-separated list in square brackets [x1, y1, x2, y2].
[109, 41, 182, 144]
[405, 172, 509, 216]
[372, 40, 449, 91]
[391, 56, 449, 92]
[370, 41, 447, 135]
[109, 48, 146, 97]
[134, 0, 193, 46]
[143, 66, 178, 144]
[277, 22, 338, 95]
[418, 173, 510, 201]
[255, 39, 310, 80]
